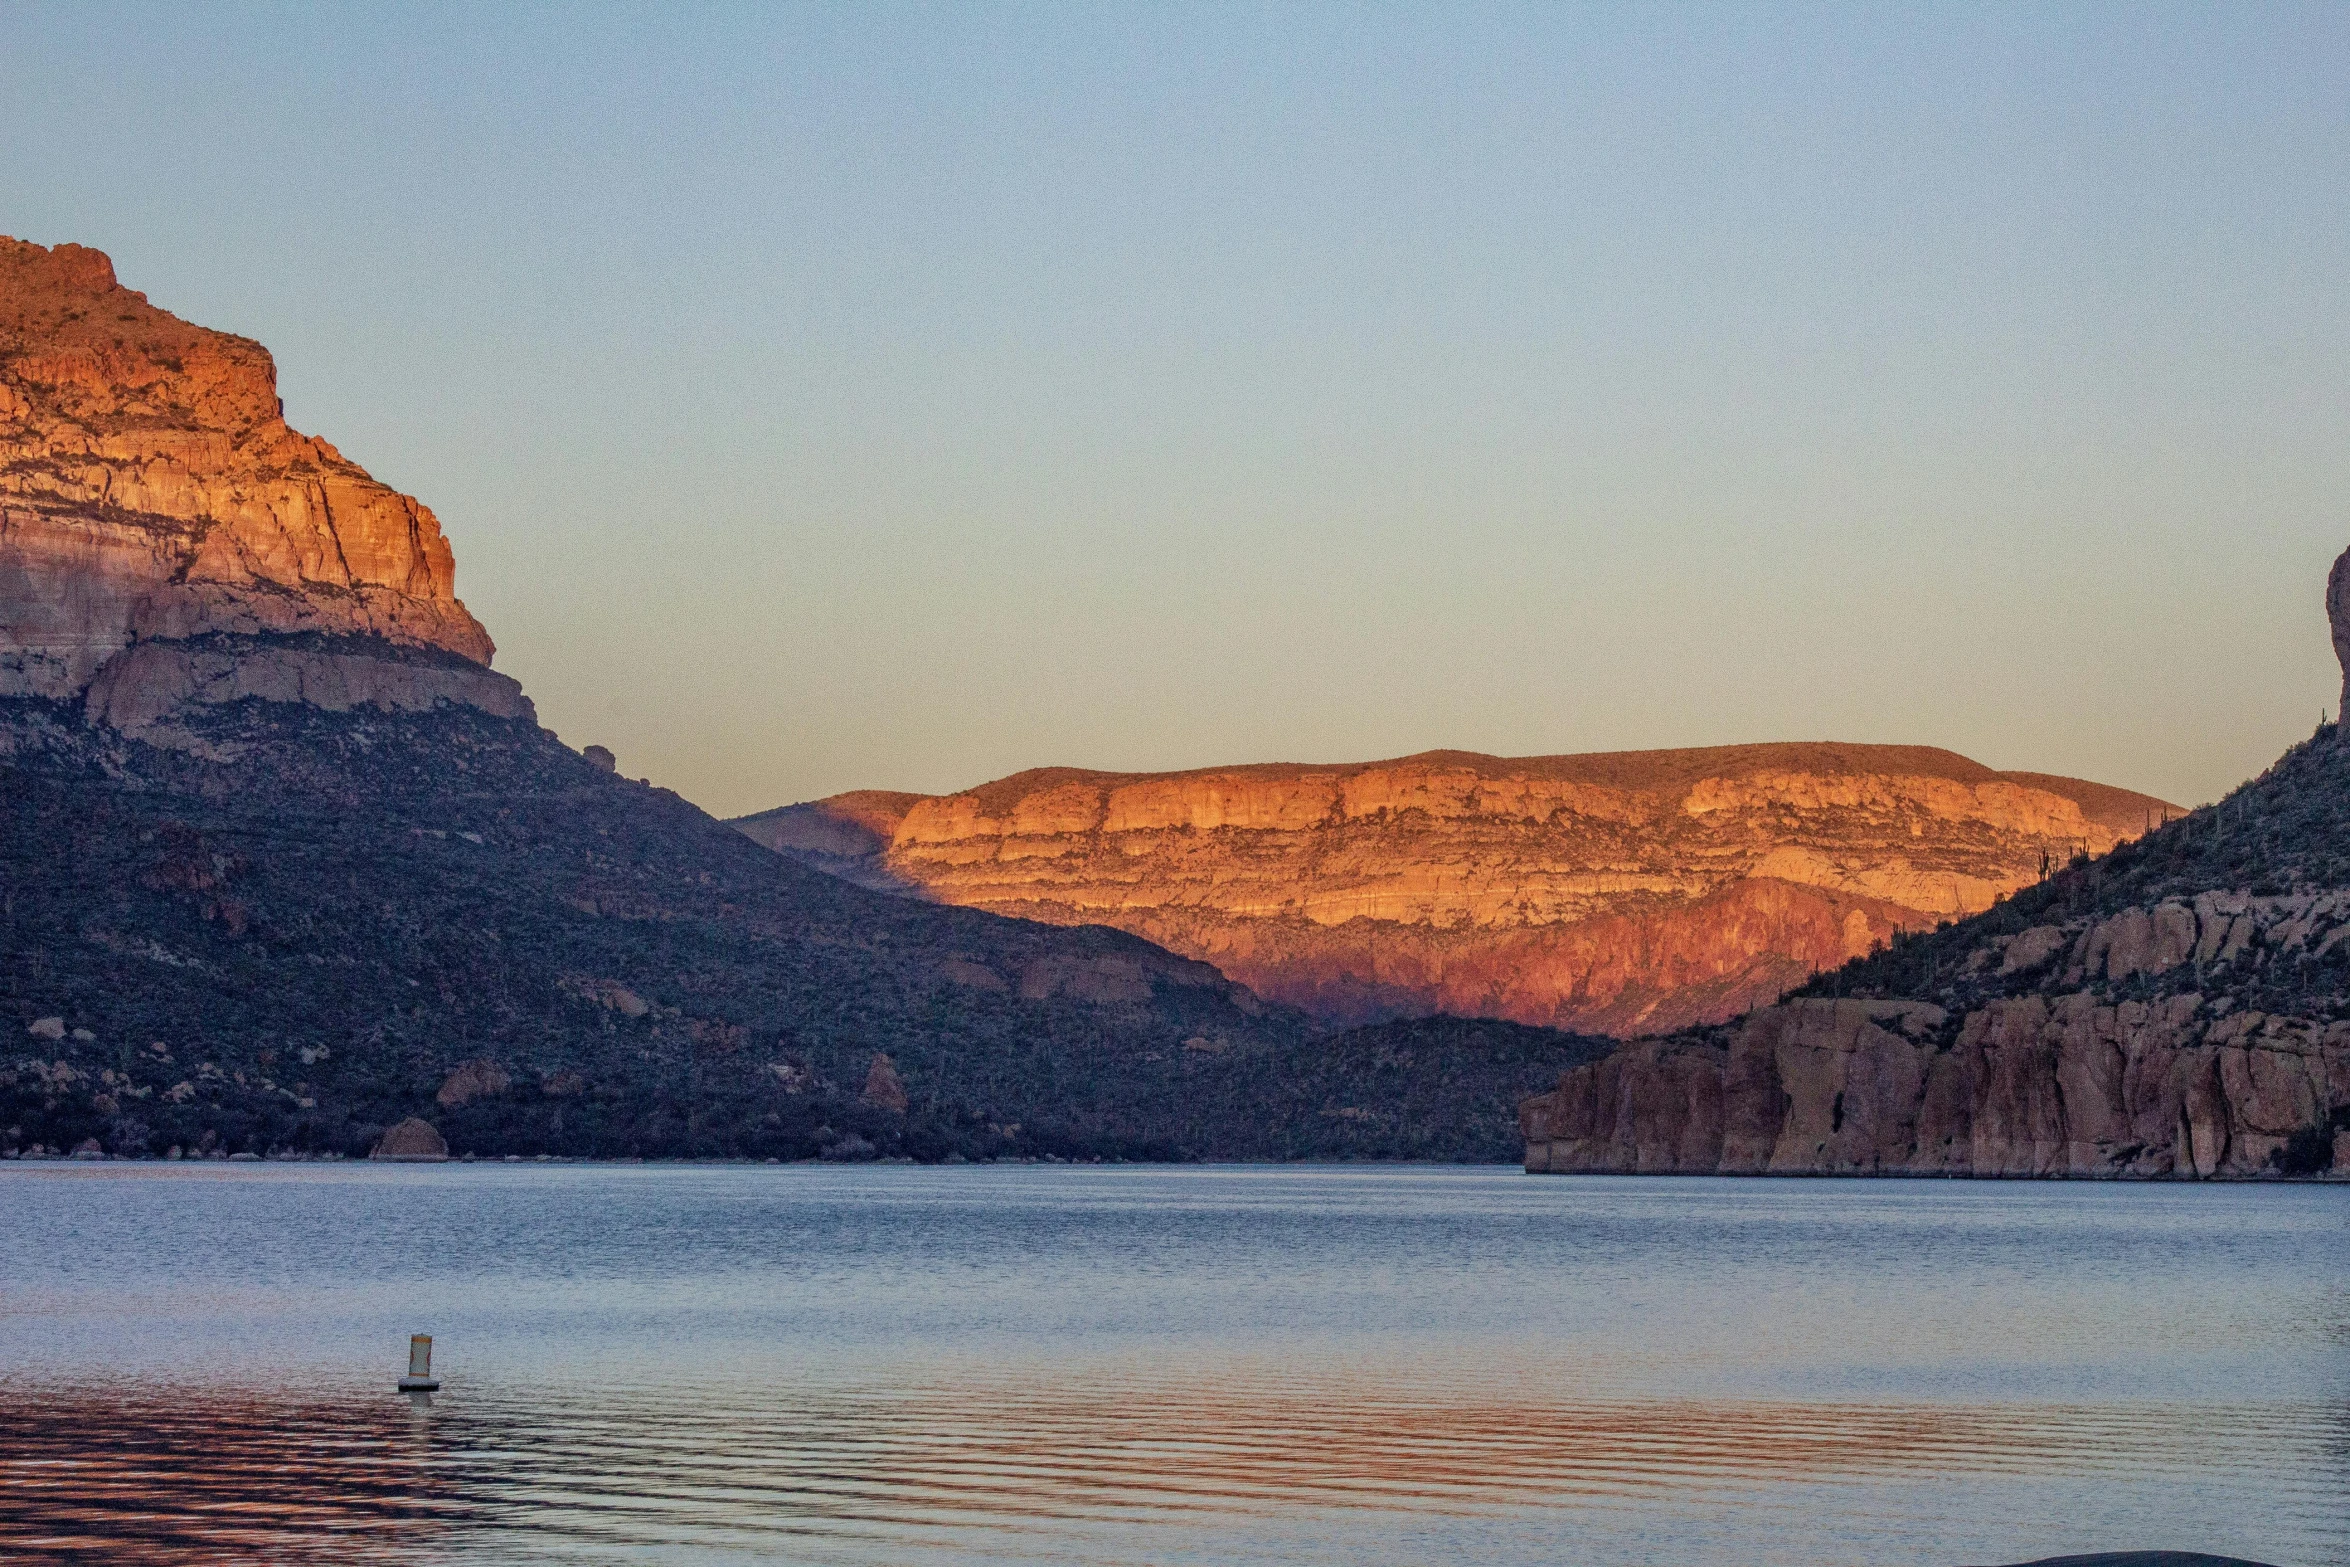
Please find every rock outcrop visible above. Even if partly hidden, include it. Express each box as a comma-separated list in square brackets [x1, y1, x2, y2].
[1520, 550, 2350, 1178]
[0, 238, 520, 735]
[434, 1059, 511, 1110]
[739, 747, 2173, 1035]
[369, 1118, 448, 1161]
[2330, 545, 2350, 719]
[1523, 987, 2349, 1178]
[861, 1052, 908, 1113]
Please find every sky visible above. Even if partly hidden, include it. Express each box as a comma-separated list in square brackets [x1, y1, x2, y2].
[4, 3, 2346, 816]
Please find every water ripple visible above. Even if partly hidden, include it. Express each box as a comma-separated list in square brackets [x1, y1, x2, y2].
[6, 1373, 2343, 1565]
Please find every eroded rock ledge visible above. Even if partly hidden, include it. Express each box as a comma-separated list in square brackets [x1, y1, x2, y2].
[1524, 867, 2350, 1178]
[82, 632, 529, 745]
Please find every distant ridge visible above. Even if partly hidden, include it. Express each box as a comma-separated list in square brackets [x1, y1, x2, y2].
[737, 742, 2175, 1037]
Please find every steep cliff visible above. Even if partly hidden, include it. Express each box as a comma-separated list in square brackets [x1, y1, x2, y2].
[0, 237, 519, 736]
[1520, 557, 2350, 1179]
[738, 748, 2173, 1035]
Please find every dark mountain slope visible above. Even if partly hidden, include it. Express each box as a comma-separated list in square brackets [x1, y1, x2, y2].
[2, 674, 1608, 1162]
[1258, 1016, 1614, 1161]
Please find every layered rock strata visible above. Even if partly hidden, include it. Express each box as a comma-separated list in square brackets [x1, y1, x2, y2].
[1521, 552, 2350, 1178]
[0, 237, 517, 734]
[740, 748, 2173, 1035]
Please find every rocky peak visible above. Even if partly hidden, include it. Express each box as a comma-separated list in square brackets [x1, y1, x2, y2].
[2329, 544, 2350, 719]
[0, 237, 514, 734]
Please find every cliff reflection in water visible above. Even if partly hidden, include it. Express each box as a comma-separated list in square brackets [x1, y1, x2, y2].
[6, 1372, 2344, 1564]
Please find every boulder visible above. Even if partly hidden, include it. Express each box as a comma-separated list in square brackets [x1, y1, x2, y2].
[370, 1118, 449, 1162]
[938, 958, 1008, 992]
[861, 1052, 908, 1113]
[435, 1058, 512, 1109]
[1997, 925, 2068, 975]
[596, 983, 650, 1017]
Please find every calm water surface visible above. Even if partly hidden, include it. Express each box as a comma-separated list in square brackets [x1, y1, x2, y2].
[2, 1164, 2344, 1565]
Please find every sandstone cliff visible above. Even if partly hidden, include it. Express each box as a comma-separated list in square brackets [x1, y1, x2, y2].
[738, 747, 2173, 1036]
[0, 238, 519, 735]
[1519, 555, 2350, 1179]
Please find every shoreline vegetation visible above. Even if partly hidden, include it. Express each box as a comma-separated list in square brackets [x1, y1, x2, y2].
[9, 1147, 2345, 1180]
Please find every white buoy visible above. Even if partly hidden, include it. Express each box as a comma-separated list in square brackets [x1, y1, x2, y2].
[398, 1333, 440, 1392]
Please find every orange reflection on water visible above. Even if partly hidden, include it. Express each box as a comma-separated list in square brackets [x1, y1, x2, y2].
[2, 1370, 2337, 1563]
[0, 1387, 459, 1564]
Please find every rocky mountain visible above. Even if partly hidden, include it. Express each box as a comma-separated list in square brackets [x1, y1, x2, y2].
[0, 237, 1599, 1163]
[0, 239, 518, 744]
[737, 749, 2174, 1036]
[1520, 563, 2350, 1180]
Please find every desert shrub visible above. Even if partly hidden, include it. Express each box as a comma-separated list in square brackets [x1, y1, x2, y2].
[2271, 1122, 2335, 1177]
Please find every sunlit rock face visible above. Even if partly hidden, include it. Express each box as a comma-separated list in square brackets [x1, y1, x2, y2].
[738, 744, 2173, 1036]
[0, 237, 516, 733]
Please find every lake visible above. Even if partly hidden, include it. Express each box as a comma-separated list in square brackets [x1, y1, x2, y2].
[2, 1163, 2344, 1565]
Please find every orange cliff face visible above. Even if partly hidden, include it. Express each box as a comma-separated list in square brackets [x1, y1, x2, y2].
[736, 745, 2178, 1037]
[0, 238, 517, 732]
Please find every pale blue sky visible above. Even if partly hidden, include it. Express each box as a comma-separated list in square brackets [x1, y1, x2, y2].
[5, 3, 2346, 813]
